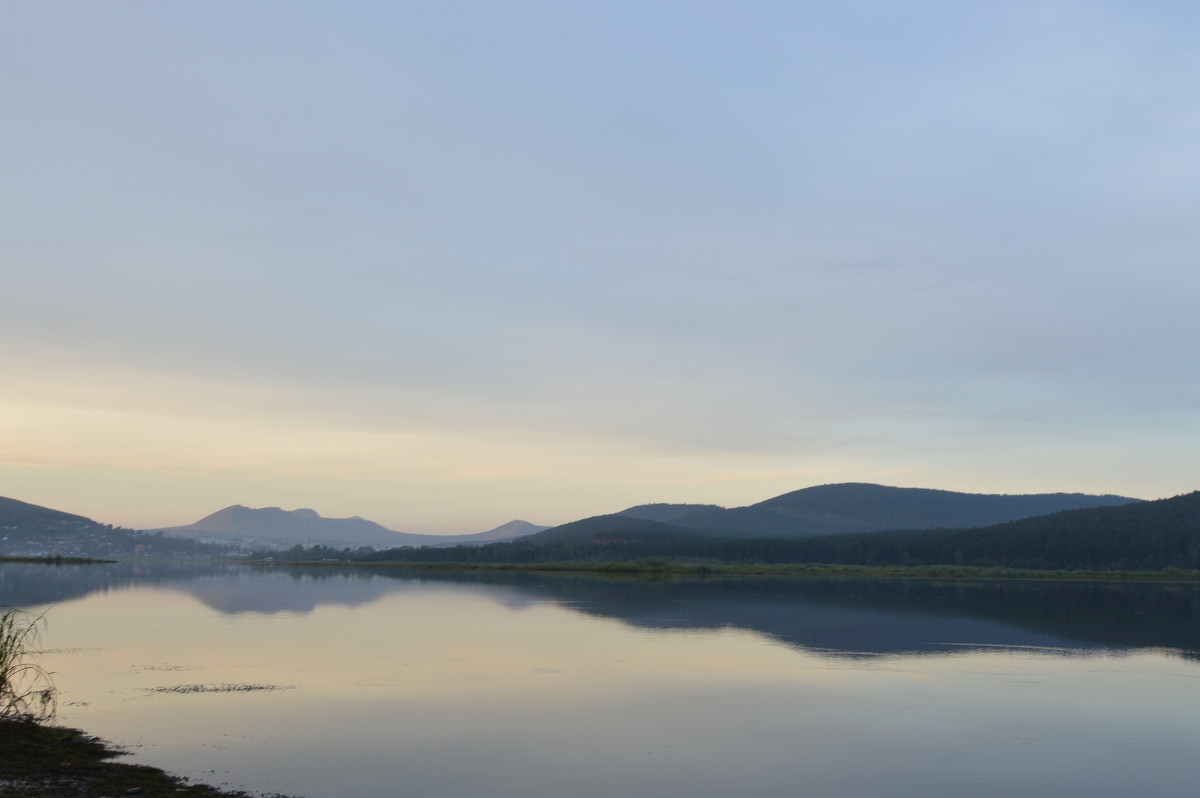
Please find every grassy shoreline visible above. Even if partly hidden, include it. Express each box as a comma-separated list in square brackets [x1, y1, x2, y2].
[0, 718, 296, 797]
[253, 558, 1200, 582]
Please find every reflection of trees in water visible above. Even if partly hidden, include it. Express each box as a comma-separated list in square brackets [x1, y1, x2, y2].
[4, 562, 1198, 659]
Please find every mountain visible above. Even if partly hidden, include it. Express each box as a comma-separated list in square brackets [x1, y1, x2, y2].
[669, 483, 1142, 539]
[616, 503, 724, 523]
[157, 506, 547, 550]
[362, 490, 1200, 573]
[526, 514, 691, 545]
[157, 505, 405, 548]
[524, 484, 1142, 545]
[872, 489, 1200, 570]
[0, 496, 98, 532]
[0, 496, 228, 559]
[398, 520, 551, 548]
[698, 490, 1200, 571]
[470, 520, 550, 542]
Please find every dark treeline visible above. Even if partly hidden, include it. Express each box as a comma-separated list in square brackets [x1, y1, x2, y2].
[264, 491, 1200, 573]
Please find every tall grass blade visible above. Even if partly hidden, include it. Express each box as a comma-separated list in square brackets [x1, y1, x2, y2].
[0, 608, 56, 722]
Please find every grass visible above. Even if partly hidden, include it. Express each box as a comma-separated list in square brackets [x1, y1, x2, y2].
[0, 609, 55, 723]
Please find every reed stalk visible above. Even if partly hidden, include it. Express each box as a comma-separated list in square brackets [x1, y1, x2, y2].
[0, 608, 56, 722]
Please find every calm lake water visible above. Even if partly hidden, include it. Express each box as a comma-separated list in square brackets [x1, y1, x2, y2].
[4, 562, 1200, 798]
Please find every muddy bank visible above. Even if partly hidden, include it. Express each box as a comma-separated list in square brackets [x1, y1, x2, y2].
[0, 719, 298, 798]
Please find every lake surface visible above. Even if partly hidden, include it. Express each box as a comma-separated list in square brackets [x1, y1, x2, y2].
[5, 562, 1200, 798]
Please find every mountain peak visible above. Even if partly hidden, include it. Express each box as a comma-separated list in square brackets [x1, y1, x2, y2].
[168, 504, 402, 547]
[472, 520, 550, 541]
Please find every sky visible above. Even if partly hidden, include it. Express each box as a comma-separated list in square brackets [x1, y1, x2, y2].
[3, 1, 1198, 533]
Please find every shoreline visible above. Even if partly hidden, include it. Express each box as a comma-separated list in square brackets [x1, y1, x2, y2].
[0, 718, 298, 798]
[6, 554, 1199, 583]
[249, 558, 1200, 583]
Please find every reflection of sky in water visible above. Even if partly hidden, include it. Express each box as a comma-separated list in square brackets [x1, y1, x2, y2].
[14, 566, 1200, 798]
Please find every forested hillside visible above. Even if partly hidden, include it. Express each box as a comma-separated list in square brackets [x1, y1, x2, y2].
[325, 490, 1200, 572]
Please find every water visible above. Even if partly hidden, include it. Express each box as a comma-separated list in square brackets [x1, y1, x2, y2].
[4, 562, 1199, 798]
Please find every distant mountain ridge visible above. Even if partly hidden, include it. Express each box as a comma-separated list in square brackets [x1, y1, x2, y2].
[156, 506, 548, 549]
[157, 505, 403, 548]
[0, 483, 1150, 562]
[617, 503, 724, 523]
[529, 483, 1142, 544]
[357, 490, 1199, 573]
[477, 520, 550, 541]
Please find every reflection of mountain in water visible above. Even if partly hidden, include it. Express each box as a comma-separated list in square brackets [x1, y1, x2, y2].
[541, 576, 1200, 658]
[0, 562, 242, 608]
[4, 562, 1198, 658]
[0, 562, 407, 615]
[405, 571, 1200, 658]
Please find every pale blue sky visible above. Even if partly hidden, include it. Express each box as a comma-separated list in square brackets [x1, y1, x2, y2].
[3, 1, 1197, 531]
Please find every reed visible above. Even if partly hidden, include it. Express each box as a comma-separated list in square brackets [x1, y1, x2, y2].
[0, 608, 56, 722]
